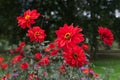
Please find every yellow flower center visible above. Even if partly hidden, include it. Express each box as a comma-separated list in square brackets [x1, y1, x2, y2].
[25, 15, 30, 20]
[73, 53, 78, 59]
[64, 33, 71, 39]
[35, 32, 40, 36]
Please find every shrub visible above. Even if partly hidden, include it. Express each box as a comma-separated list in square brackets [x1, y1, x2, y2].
[0, 9, 114, 80]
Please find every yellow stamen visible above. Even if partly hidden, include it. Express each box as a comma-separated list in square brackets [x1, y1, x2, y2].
[64, 33, 71, 39]
[73, 53, 78, 59]
[35, 32, 40, 36]
[25, 15, 30, 20]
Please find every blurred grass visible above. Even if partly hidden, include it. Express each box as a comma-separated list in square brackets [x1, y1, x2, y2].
[92, 53, 120, 80]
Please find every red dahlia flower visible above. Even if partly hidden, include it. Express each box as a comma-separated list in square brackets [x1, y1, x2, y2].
[27, 26, 46, 42]
[17, 9, 40, 29]
[55, 24, 84, 48]
[20, 62, 29, 70]
[34, 52, 42, 60]
[38, 55, 50, 66]
[49, 43, 55, 49]
[19, 41, 26, 47]
[15, 47, 22, 52]
[0, 57, 4, 64]
[63, 46, 86, 67]
[1, 63, 8, 69]
[98, 26, 114, 46]
[81, 43, 89, 51]
[11, 55, 23, 64]
[50, 50, 58, 56]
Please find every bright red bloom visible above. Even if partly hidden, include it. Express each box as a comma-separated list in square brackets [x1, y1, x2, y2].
[11, 55, 23, 64]
[49, 43, 55, 49]
[15, 47, 22, 52]
[44, 42, 57, 52]
[19, 41, 26, 47]
[0, 57, 4, 64]
[17, 9, 40, 29]
[50, 50, 58, 56]
[34, 52, 42, 60]
[27, 26, 46, 42]
[20, 62, 29, 70]
[63, 46, 86, 67]
[81, 43, 89, 51]
[55, 24, 84, 48]
[1, 63, 8, 69]
[38, 55, 50, 66]
[98, 26, 114, 46]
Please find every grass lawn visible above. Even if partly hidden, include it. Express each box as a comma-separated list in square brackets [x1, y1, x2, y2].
[92, 53, 120, 80]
